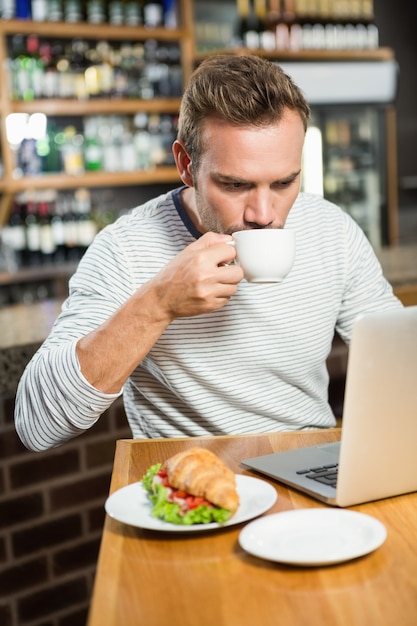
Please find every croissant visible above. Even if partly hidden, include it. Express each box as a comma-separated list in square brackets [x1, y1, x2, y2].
[162, 447, 240, 513]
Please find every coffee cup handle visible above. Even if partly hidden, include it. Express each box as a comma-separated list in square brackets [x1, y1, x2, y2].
[222, 239, 236, 266]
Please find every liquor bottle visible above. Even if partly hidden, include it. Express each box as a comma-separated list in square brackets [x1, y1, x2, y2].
[18, 136, 42, 175]
[366, 23, 379, 49]
[108, 0, 124, 24]
[53, 40, 74, 98]
[1, 202, 26, 268]
[276, 0, 292, 50]
[36, 121, 61, 173]
[133, 112, 152, 169]
[11, 34, 32, 101]
[25, 34, 44, 100]
[86, 0, 106, 23]
[95, 41, 115, 98]
[245, 0, 263, 49]
[50, 195, 67, 263]
[84, 44, 106, 98]
[100, 116, 119, 172]
[65, 0, 84, 22]
[15, 0, 31, 18]
[266, 0, 281, 25]
[143, 0, 163, 27]
[1, 0, 15, 18]
[235, 0, 251, 47]
[276, 21, 290, 49]
[148, 113, 165, 165]
[31, 0, 48, 20]
[24, 199, 42, 266]
[38, 200, 56, 264]
[163, 0, 178, 28]
[62, 195, 79, 261]
[84, 117, 103, 171]
[282, 0, 295, 21]
[47, 0, 63, 21]
[159, 114, 176, 165]
[124, 0, 142, 25]
[71, 39, 89, 100]
[254, 0, 275, 50]
[73, 188, 97, 255]
[143, 39, 161, 98]
[116, 118, 136, 172]
[60, 126, 85, 175]
[236, 0, 262, 49]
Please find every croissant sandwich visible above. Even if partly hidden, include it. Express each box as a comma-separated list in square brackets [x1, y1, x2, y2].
[142, 447, 240, 525]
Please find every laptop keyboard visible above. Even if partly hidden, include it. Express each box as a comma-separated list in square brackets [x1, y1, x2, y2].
[296, 463, 339, 488]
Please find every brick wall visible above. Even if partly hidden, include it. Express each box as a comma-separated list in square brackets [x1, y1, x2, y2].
[0, 393, 131, 626]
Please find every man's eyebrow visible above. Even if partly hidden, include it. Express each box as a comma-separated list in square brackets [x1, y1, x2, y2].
[213, 173, 245, 182]
[214, 171, 302, 183]
[279, 170, 302, 182]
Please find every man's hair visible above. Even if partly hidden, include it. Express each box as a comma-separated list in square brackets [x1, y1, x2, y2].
[177, 54, 311, 171]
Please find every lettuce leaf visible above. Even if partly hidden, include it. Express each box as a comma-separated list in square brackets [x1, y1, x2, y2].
[141, 464, 232, 525]
[142, 463, 161, 492]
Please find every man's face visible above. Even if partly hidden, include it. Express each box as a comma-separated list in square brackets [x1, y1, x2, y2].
[188, 109, 306, 235]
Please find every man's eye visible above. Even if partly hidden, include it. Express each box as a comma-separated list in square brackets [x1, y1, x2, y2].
[275, 179, 295, 187]
[223, 182, 244, 190]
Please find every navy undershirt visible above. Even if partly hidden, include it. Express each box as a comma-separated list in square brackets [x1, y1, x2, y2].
[172, 186, 202, 239]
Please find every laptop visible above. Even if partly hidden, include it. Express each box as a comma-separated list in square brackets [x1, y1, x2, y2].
[242, 305, 417, 507]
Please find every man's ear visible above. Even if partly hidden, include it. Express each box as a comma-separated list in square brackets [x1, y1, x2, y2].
[172, 140, 193, 187]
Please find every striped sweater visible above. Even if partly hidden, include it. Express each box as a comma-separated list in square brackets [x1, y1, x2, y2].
[15, 189, 401, 450]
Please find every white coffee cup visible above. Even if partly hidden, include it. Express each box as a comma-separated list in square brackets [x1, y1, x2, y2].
[229, 229, 296, 283]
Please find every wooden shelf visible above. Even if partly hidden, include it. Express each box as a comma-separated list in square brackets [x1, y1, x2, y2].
[0, 18, 188, 42]
[0, 0, 195, 226]
[194, 46, 395, 63]
[0, 262, 77, 287]
[10, 98, 182, 116]
[0, 166, 181, 193]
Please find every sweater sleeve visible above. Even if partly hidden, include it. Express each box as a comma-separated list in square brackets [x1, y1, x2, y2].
[15, 341, 122, 451]
[335, 213, 403, 343]
[14, 224, 134, 451]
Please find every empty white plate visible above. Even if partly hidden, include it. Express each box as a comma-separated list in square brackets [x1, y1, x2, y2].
[239, 508, 387, 566]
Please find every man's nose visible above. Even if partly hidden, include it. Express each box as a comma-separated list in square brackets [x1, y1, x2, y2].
[243, 192, 276, 227]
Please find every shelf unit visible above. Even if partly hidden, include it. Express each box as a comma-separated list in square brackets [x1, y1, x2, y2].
[0, 0, 399, 271]
[0, 2, 397, 224]
[0, 0, 195, 225]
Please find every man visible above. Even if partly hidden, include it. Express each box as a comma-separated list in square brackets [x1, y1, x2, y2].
[15, 55, 401, 451]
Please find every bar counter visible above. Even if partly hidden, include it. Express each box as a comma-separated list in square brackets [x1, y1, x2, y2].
[0, 298, 63, 394]
[376, 243, 417, 305]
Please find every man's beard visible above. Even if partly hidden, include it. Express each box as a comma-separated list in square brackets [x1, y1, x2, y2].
[194, 188, 238, 235]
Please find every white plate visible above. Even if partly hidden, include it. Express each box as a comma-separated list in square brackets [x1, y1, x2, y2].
[105, 475, 277, 532]
[239, 508, 387, 566]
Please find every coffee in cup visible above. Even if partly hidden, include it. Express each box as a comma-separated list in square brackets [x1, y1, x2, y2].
[229, 229, 296, 283]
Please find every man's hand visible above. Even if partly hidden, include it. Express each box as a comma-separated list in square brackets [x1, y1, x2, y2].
[150, 232, 244, 321]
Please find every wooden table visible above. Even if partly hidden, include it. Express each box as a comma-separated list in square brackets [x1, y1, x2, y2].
[87, 430, 417, 626]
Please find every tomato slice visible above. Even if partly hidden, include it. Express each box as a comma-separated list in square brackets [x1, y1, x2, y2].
[156, 468, 213, 510]
[186, 495, 210, 509]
